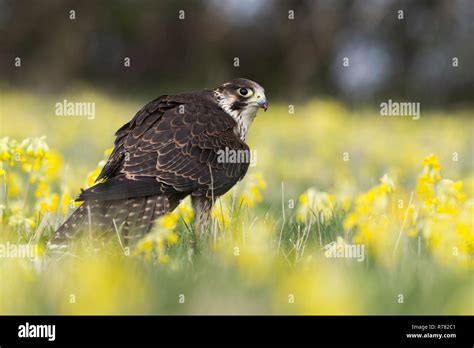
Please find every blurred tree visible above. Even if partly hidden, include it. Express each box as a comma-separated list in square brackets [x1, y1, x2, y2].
[0, 0, 472, 106]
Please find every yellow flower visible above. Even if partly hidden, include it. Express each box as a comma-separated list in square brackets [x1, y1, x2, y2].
[343, 213, 357, 230]
[45, 150, 63, 181]
[177, 198, 194, 224]
[86, 167, 102, 188]
[238, 172, 267, 208]
[342, 174, 397, 266]
[254, 172, 267, 189]
[160, 213, 179, 230]
[239, 193, 255, 208]
[24, 136, 49, 159]
[417, 154, 443, 207]
[35, 180, 50, 198]
[38, 193, 60, 213]
[0, 137, 12, 161]
[133, 216, 179, 263]
[168, 232, 179, 245]
[296, 188, 335, 223]
[140, 239, 154, 251]
[250, 186, 263, 202]
[299, 194, 308, 205]
[423, 154, 441, 170]
[60, 190, 74, 215]
[7, 172, 21, 197]
[84, 148, 112, 188]
[104, 148, 113, 157]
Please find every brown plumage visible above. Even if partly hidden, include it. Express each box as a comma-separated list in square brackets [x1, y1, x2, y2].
[52, 78, 268, 246]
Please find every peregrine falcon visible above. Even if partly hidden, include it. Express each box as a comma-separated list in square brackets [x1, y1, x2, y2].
[52, 78, 268, 246]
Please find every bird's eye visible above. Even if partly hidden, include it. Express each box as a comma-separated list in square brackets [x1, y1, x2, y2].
[238, 87, 253, 97]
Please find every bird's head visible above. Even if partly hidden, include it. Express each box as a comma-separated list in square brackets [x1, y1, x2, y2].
[213, 78, 268, 112]
[212, 78, 267, 141]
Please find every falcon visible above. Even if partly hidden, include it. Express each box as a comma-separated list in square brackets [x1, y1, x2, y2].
[52, 78, 268, 246]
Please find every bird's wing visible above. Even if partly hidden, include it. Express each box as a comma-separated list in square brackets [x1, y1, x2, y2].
[81, 92, 250, 201]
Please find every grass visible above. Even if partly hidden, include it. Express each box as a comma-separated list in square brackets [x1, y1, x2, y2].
[0, 87, 473, 314]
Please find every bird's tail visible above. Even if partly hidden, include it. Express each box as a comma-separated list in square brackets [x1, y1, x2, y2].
[50, 195, 181, 247]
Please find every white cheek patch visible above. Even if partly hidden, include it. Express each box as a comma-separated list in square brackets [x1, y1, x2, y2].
[214, 91, 239, 118]
[213, 90, 258, 142]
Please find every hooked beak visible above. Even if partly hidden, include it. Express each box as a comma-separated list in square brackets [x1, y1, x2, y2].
[257, 98, 268, 111]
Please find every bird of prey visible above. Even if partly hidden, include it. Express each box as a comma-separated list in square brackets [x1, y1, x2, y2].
[52, 78, 267, 246]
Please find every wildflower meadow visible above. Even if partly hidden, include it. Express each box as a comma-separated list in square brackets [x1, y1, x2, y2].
[1, 89, 473, 315]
